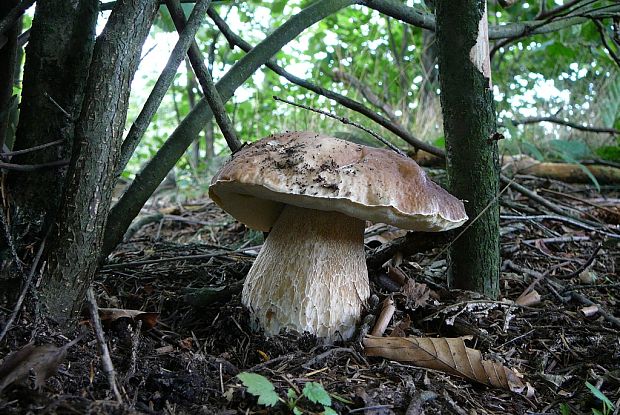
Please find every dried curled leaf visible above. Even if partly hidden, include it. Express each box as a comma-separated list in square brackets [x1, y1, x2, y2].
[98, 308, 159, 329]
[0, 338, 80, 392]
[363, 335, 526, 393]
[401, 280, 431, 309]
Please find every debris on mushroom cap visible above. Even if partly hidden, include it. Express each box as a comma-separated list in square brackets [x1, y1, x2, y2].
[209, 131, 468, 232]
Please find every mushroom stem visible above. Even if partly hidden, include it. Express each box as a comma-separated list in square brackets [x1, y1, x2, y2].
[242, 204, 369, 341]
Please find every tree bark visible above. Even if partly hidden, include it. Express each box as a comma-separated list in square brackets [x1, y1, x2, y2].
[436, 1, 500, 298]
[40, 0, 159, 327]
[2, 0, 98, 302]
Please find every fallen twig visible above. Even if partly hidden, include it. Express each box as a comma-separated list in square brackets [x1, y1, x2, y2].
[86, 287, 123, 403]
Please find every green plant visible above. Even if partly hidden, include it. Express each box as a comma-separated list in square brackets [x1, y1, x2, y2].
[237, 372, 337, 414]
[586, 381, 615, 415]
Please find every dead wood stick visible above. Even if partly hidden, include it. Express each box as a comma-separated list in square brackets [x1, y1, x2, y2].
[86, 287, 123, 403]
[556, 244, 602, 279]
[501, 214, 620, 239]
[370, 298, 396, 336]
[101, 246, 257, 270]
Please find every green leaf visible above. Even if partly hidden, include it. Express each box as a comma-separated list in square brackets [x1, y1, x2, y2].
[237, 372, 279, 407]
[592, 409, 603, 415]
[323, 407, 338, 415]
[549, 139, 591, 160]
[287, 388, 298, 400]
[586, 382, 615, 411]
[293, 407, 303, 415]
[559, 402, 571, 415]
[271, 0, 286, 14]
[522, 142, 545, 161]
[433, 136, 445, 149]
[557, 153, 600, 192]
[302, 382, 331, 406]
[595, 146, 620, 162]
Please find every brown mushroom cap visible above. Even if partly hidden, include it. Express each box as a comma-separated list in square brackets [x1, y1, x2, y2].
[209, 131, 468, 232]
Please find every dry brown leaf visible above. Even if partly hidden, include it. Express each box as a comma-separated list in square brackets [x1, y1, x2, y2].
[388, 314, 412, 337]
[363, 335, 526, 393]
[401, 280, 431, 309]
[98, 308, 159, 329]
[0, 337, 80, 392]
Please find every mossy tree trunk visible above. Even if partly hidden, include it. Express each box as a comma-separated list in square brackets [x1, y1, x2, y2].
[2, 0, 98, 304]
[435, 1, 500, 298]
[39, 0, 159, 327]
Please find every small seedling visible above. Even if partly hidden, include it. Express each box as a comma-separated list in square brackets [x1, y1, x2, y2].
[237, 372, 337, 414]
[586, 381, 615, 415]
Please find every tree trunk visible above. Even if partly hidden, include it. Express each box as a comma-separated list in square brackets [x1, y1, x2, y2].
[435, 1, 500, 298]
[2, 0, 98, 303]
[40, 0, 159, 327]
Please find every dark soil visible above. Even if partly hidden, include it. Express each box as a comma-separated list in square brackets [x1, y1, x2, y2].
[1, 176, 619, 414]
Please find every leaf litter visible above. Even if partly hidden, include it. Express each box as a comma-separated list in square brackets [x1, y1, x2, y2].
[0, 176, 618, 414]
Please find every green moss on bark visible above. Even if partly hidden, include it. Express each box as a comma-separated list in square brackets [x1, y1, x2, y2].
[435, 1, 500, 298]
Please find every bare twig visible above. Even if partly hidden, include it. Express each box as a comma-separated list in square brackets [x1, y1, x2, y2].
[501, 214, 619, 238]
[1, 139, 65, 157]
[557, 244, 602, 278]
[0, 159, 70, 172]
[86, 287, 123, 403]
[332, 69, 400, 122]
[273, 95, 406, 156]
[166, 0, 241, 153]
[0, 234, 46, 344]
[511, 116, 620, 135]
[101, 246, 258, 270]
[370, 297, 396, 336]
[592, 18, 620, 68]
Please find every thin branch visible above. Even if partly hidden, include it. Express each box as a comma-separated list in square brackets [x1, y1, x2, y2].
[86, 287, 123, 403]
[511, 116, 620, 135]
[273, 95, 406, 156]
[208, 8, 443, 157]
[0, 0, 34, 36]
[361, 0, 620, 39]
[536, 0, 585, 19]
[116, 0, 212, 176]
[165, 0, 241, 153]
[0, 139, 64, 157]
[332, 69, 400, 122]
[592, 18, 620, 68]
[0, 159, 69, 171]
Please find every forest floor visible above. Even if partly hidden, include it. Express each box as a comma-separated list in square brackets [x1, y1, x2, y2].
[0, 174, 619, 415]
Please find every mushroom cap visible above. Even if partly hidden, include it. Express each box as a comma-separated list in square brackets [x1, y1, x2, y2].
[209, 132, 468, 232]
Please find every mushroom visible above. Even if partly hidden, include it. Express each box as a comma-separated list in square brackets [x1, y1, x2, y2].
[209, 132, 467, 341]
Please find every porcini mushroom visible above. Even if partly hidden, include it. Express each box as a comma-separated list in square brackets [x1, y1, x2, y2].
[209, 132, 467, 341]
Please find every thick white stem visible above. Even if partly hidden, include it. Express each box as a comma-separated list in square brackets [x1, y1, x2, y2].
[242, 204, 369, 341]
